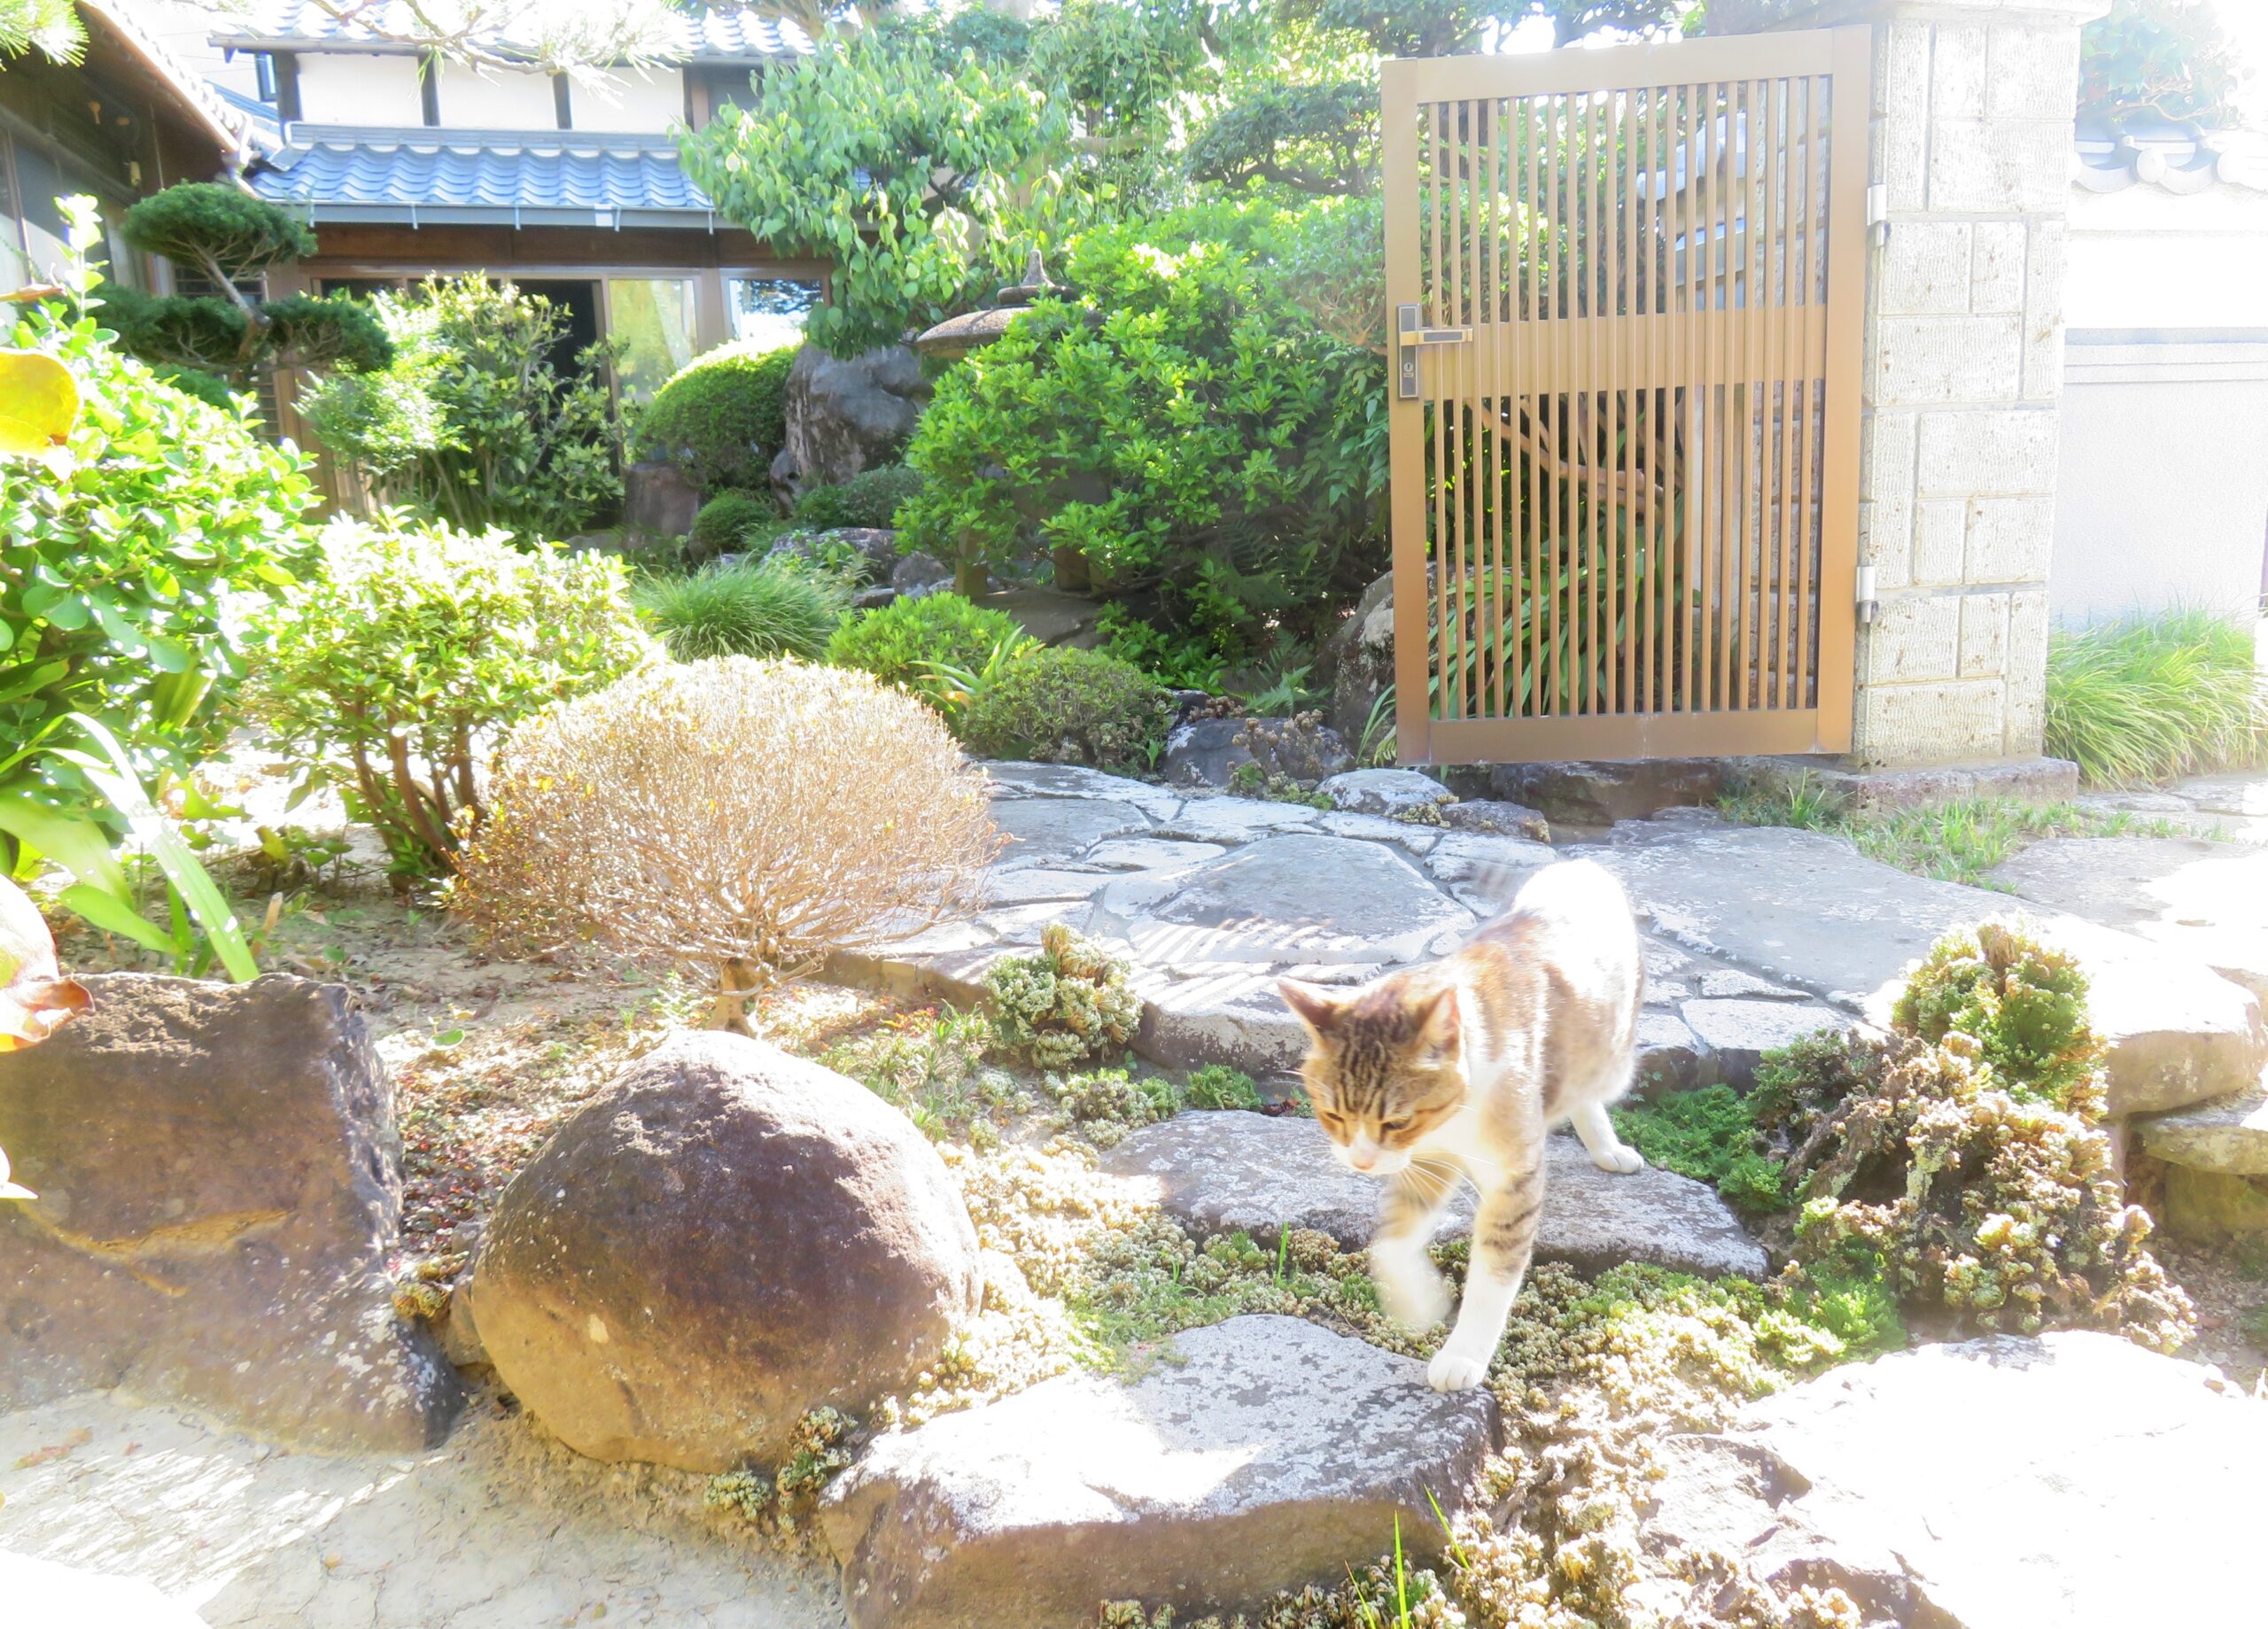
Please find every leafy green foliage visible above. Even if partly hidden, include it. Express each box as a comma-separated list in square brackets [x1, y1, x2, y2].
[0, 260, 312, 826]
[680, 26, 1078, 358]
[248, 515, 654, 876]
[1047, 1065, 1182, 1144]
[704, 1407, 855, 1539]
[1093, 603, 1230, 690]
[298, 275, 624, 540]
[901, 203, 1387, 656]
[2046, 609, 2266, 786]
[1184, 1063, 1266, 1111]
[819, 1005, 1026, 1144]
[635, 337, 796, 493]
[1611, 1086, 1787, 1214]
[791, 464, 925, 531]
[0, 0, 82, 61]
[2080, 0, 2244, 129]
[1890, 921, 2102, 1109]
[633, 560, 849, 663]
[826, 592, 1024, 692]
[110, 185, 385, 386]
[910, 631, 1038, 733]
[687, 490, 774, 563]
[985, 921, 1143, 1068]
[960, 646, 1170, 771]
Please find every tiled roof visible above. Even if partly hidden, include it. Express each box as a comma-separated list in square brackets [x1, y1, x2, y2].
[2074, 127, 2268, 195]
[245, 127, 719, 226]
[79, 0, 251, 158]
[210, 2, 812, 62]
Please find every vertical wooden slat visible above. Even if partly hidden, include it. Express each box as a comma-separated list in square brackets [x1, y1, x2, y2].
[1523, 93, 1542, 718]
[1484, 98, 1506, 718]
[1767, 74, 1792, 709]
[1789, 74, 1815, 711]
[1542, 94, 1559, 716]
[1737, 76, 1765, 711]
[1619, 86, 1639, 717]
[1581, 91, 1601, 715]
[1382, 67, 1426, 763]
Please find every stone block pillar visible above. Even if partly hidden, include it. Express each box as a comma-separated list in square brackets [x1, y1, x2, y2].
[1728, 0, 2106, 766]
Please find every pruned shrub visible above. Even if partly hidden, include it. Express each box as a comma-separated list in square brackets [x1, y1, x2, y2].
[826, 592, 1022, 692]
[959, 647, 1169, 771]
[633, 560, 848, 662]
[638, 337, 796, 493]
[791, 463, 923, 531]
[248, 515, 655, 877]
[1890, 920, 2101, 1108]
[688, 490, 774, 564]
[984, 923, 1141, 1067]
[450, 658, 999, 1030]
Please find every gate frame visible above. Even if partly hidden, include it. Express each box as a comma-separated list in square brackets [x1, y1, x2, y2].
[1382, 29, 1873, 767]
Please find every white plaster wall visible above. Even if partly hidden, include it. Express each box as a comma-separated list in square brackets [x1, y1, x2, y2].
[435, 61, 558, 131]
[2064, 183, 2268, 330]
[2050, 338, 2268, 625]
[569, 66, 684, 133]
[296, 52, 424, 127]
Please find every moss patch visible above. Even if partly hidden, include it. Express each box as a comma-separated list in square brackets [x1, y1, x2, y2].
[1611, 1086, 1787, 1214]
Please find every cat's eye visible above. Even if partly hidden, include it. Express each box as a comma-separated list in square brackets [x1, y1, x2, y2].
[1380, 1116, 1412, 1135]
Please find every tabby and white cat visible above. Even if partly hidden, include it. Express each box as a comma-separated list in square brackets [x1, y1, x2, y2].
[1278, 858, 1646, 1392]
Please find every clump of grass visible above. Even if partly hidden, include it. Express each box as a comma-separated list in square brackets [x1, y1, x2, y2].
[632, 558, 849, 661]
[1611, 1085, 1789, 1214]
[1720, 776, 2192, 888]
[2047, 609, 2265, 786]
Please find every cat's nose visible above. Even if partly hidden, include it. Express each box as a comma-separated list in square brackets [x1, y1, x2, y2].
[1348, 1138, 1379, 1172]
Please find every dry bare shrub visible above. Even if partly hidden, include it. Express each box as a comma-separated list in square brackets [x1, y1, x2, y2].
[450, 657, 999, 1028]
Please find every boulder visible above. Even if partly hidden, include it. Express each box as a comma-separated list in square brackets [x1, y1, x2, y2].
[1162, 717, 1252, 788]
[1317, 767, 1455, 819]
[774, 343, 931, 497]
[1315, 570, 1397, 742]
[467, 1033, 980, 1472]
[1099, 1113, 1768, 1280]
[0, 974, 460, 1451]
[765, 525, 902, 586]
[819, 1315, 1496, 1629]
[1635, 1332, 2266, 1629]
[622, 458, 701, 539]
[894, 550, 951, 597]
[983, 584, 1100, 648]
[2134, 1083, 2268, 1175]
[1439, 798, 1551, 842]
[1239, 715, 1355, 785]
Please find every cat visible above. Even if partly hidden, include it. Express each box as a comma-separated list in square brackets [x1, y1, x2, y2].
[1278, 857, 1646, 1392]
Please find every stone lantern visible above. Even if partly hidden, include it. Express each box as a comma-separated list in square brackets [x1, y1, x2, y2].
[910, 249, 1062, 361]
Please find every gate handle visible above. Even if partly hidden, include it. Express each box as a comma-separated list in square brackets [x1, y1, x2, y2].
[1396, 303, 1472, 399]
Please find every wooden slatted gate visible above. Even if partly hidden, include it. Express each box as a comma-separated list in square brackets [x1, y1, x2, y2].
[1382, 29, 1870, 764]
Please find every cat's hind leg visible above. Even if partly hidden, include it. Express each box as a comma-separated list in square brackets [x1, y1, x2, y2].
[1370, 1155, 1462, 1331]
[1428, 1149, 1544, 1392]
[1571, 1098, 1644, 1173]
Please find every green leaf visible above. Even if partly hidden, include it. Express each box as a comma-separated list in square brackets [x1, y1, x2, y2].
[57, 880, 180, 956]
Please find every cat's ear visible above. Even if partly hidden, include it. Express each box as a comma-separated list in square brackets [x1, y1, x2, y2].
[1278, 979, 1343, 1038]
[1413, 987, 1461, 1052]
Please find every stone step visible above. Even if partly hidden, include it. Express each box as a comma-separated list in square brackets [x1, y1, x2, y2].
[1989, 835, 2268, 1002]
[1099, 1110, 1767, 1281]
[1590, 824, 2268, 1117]
[819, 1314, 1495, 1629]
[2134, 1083, 2268, 1175]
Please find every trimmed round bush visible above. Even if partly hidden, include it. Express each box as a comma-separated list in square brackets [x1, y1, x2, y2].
[450, 657, 999, 1026]
[634, 560, 849, 662]
[688, 491, 774, 564]
[826, 592, 1022, 692]
[638, 339, 796, 493]
[960, 647, 1169, 771]
[792, 464, 924, 531]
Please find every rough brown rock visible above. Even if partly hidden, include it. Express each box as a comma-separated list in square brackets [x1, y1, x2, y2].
[468, 1032, 980, 1472]
[774, 343, 930, 497]
[0, 974, 460, 1451]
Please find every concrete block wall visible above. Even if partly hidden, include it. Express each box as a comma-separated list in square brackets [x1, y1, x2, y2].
[1840, 0, 2104, 764]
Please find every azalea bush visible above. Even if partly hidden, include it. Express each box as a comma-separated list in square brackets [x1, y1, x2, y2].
[248, 515, 655, 878]
[898, 202, 1388, 659]
[637, 337, 796, 493]
[959, 646, 1169, 772]
[826, 592, 1023, 693]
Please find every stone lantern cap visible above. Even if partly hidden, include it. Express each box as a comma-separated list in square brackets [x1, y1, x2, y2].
[912, 249, 1064, 360]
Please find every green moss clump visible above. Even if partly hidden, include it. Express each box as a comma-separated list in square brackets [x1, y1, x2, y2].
[703, 1407, 855, 1540]
[687, 490, 775, 563]
[791, 462, 924, 531]
[1184, 1063, 1265, 1112]
[1611, 1085, 1787, 1214]
[1891, 920, 2102, 1108]
[985, 924, 1143, 1068]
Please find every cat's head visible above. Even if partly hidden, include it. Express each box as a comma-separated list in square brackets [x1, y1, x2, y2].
[1278, 975, 1467, 1175]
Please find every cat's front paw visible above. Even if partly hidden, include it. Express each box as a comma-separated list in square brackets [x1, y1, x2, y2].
[1590, 1142, 1646, 1175]
[1373, 1258, 1451, 1331]
[1427, 1346, 1491, 1392]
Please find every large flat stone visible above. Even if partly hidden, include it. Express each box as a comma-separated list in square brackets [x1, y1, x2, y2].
[1596, 825, 2268, 1116]
[983, 761, 1183, 820]
[1099, 1112, 1767, 1280]
[1092, 834, 1472, 968]
[1133, 974, 1313, 1075]
[1636, 1332, 2265, 1629]
[991, 796, 1152, 865]
[2134, 1083, 2268, 1175]
[1680, 997, 1849, 1087]
[1989, 835, 2268, 1000]
[1152, 797, 1324, 844]
[820, 1315, 1496, 1629]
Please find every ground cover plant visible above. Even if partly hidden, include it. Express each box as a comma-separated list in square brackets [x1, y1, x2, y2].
[633, 558, 849, 662]
[2044, 609, 2265, 786]
[1719, 775, 2196, 887]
